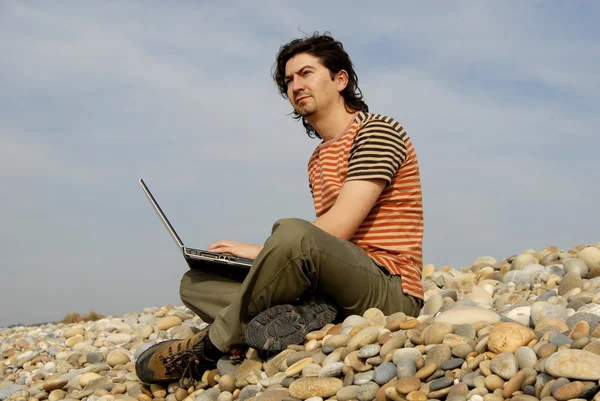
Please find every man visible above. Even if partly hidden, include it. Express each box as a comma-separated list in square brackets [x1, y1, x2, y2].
[135, 32, 424, 384]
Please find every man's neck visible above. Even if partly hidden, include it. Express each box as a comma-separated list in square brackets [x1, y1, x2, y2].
[308, 106, 357, 142]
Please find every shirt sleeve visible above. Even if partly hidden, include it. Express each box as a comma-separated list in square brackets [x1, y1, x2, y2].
[346, 120, 408, 185]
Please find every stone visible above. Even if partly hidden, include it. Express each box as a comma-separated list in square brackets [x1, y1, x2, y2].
[425, 344, 452, 366]
[531, 302, 567, 326]
[392, 348, 422, 365]
[487, 323, 535, 354]
[424, 294, 444, 315]
[579, 247, 600, 269]
[545, 349, 600, 380]
[514, 346, 537, 369]
[553, 381, 586, 401]
[106, 350, 130, 367]
[156, 316, 182, 331]
[357, 344, 380, 359]
[568, 312, 600, 332]
[503, 306, 532, 327]
[422, 322, 454, 345]
[434, 307, 501, 325]
[564, 258, 590, 278]
[511, 254, 538, 270]
[336, 385, 360, 401]
[429, 376, 454, 391]
[396, 359, 417, 379]
[363, 308, 387, 327]
[42, 380, 68, 392]
[559, 271, 583, 295]
[395, 377, 421, 395]
[489, 353, 519, 380]
[105, 333, 132, 344]
[318, 362, 344, 378]
[454, 324, 476, 340]
[372, 362, 396, 385]
[288, 378, 343, 399]
[357, 383, 379, 401]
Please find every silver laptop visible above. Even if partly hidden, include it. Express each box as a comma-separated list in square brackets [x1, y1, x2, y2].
[139, 178, 254, 271]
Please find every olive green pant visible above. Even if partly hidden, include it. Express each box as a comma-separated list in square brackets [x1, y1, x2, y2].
[179, 218, 422, 351]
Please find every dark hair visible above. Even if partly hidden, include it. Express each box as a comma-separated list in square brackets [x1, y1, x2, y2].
[273, 31, 368, 139]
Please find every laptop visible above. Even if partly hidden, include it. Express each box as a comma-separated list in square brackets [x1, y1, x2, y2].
[139, 178, 254, 272]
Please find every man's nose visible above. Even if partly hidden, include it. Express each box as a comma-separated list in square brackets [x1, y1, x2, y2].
[290, 76, 304, 93]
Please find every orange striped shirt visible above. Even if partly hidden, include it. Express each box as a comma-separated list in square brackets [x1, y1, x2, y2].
[308, 111, 424, 299]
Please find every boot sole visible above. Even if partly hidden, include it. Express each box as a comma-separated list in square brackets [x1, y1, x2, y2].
[244, 296, 337, 351]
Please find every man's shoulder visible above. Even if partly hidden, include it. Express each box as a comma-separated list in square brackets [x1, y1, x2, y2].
[357, 111, 405, 134]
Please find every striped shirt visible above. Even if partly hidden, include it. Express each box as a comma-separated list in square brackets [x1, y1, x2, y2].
[308, 111, 424, 300]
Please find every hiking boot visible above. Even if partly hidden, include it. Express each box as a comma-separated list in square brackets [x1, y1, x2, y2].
[244, 295, 337, 351]
[135, 326, 219, 384]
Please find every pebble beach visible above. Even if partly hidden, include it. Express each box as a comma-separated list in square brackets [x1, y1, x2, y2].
[3, 242, 600, 401]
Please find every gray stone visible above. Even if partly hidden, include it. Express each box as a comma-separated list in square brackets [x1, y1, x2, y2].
[0, 386, 28, 401]
[559, 271, 583, 295]
[238, 386, 259, 401]
[567, 313, 600, 332]
[490, 352, 519, 380]
[503, 270, 532, 286]
[321, 346, 335, 355]
[531, 301, 566, 326]
[514, 346, 537, 369]
[564, 258, 590, 279]
[319, 362, 344, 378]
[217, 356, 238, 377]
[439, 289, 458, 301]
[357, 344, 380, 359]
[548, 332, 573, 347]
[373, 362, 396, 385]
[537, 290, 558, 301]
[429, 376, 454, 391]
[453, 324, 476, 340]
[440, 358, 464, 370]
[357, 382, 380, 401]
[195, 388, 220, 401]
[396, 359, 417, 379]
[462, 371, 484, 388]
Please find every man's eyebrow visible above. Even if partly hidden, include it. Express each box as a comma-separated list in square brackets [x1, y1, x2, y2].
[284, 65, 315, 81]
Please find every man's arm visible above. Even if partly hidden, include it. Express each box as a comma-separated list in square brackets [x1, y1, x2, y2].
[312, 178, 386, 240]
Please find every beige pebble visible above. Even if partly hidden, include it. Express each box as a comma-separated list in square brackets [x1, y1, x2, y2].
[47, 390, 66, 401]
[155, 316, 182, 330]
[285, 357, 313, 377]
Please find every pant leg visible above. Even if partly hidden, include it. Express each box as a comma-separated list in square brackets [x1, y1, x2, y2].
[179, 268, 243, 323]
[209, 218, 421, 351]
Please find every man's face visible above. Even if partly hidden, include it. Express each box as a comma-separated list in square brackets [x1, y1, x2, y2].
[284, 53, 344, 118]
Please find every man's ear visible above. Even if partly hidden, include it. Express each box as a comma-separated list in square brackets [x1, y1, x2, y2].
[336, 70, 349, 92]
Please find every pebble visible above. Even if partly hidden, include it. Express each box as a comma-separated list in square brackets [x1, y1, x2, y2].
[3, 243, 600, 401]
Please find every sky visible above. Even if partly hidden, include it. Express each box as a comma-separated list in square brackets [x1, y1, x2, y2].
[1, 1, 599, 327]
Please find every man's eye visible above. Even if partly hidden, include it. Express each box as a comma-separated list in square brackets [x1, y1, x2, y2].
[303, 70, 311, 76]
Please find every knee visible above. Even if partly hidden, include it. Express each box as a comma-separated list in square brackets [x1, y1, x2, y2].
[272, 218, 313, 240]
[266, 218, 317, 253]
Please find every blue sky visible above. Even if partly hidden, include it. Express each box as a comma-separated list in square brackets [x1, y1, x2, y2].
[1, 1, 598, 326]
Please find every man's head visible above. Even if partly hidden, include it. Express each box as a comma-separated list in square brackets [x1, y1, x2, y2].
[273, 32, 368, 139]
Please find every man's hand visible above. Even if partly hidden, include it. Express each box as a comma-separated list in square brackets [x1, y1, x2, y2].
[207, 240, 263, 260]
